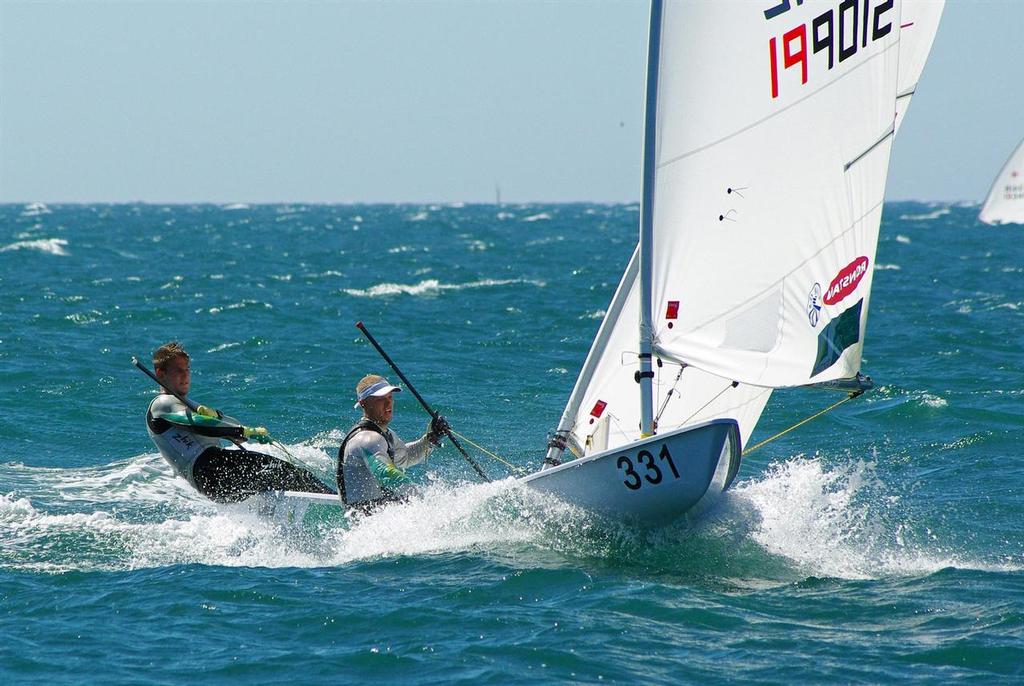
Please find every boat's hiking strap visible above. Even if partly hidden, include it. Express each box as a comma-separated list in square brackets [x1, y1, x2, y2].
[741, 391, 863, 457]
[449, 429, 526, 476]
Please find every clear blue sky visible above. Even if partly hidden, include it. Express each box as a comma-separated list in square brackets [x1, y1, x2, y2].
[0, 1, 1019, 204]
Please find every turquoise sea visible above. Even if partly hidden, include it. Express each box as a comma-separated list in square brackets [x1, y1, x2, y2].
[1, 202, 1021, 683]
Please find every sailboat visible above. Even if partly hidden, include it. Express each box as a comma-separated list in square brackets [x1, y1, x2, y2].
[979, 138, 1024, 225]
[520, 0, 945, 525]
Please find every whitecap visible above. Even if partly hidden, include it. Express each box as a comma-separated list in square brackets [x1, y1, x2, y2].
[0, 238, 69, 256]
[898, 207, 950, 221]
[729, 455, 1012, 579]
[522, 212, 551, 222]
[221, 203, 250, 210]
[343, 278, 545, 298]
[20, 202, 51, 217]
[207, 342, 241, 353]
[875, 264, 901, 271]
[895, 235, 911, 244]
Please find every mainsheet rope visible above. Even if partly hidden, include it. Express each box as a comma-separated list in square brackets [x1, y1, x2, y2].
[448, 430, 526, 477]
[741, 391, 862, 457]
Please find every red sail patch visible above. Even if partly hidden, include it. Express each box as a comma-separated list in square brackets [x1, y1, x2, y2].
[665, 301, 680, 319]
[590, 400, 607, 418]
[823, 256, 869, 306]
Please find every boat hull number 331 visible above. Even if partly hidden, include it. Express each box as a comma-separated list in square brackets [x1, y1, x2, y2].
[616, 443, 681, 491]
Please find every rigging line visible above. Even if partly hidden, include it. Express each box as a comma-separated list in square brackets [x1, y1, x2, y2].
[741, 392, 861, 457]
[678, 380, 737, 429]
[269, 438, 320, 475]
[448, 430, 526, 476]
[654, 364, 686, 425]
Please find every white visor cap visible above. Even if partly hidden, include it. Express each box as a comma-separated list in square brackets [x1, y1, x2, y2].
[354, 379, 401, 408]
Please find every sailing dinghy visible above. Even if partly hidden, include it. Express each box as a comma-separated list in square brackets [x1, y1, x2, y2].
[979, 138, 1024, 225]
[522, 0, 944, 525]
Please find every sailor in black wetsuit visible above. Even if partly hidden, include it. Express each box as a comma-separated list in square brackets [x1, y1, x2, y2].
[145, 341, 335, 503]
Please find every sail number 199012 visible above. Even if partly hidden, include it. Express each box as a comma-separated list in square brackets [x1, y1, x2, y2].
[616, 444, 680, 491]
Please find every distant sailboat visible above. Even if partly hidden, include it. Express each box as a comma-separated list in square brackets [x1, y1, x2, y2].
[979, 138, 1024, 225]
[520, 0, 945, 525]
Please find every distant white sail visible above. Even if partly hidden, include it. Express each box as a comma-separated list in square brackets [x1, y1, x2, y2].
[979, 138, 1024, 225]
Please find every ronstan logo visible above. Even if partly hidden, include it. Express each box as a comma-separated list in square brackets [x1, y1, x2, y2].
[823, 256, 869, 305]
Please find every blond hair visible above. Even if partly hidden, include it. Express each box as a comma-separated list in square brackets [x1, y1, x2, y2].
[153, 341, 189, 371]
[356, 374, 386, 395]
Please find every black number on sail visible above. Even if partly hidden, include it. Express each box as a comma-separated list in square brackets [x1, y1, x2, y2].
[659, 444, 680, 479]
[637, 450, 663, 485]
[617, 456, 642, 490]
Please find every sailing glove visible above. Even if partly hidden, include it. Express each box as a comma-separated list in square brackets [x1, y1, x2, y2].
[243, 426, 272, 444]
[196, 405, 223, 419]
[427, 415, 450, 446]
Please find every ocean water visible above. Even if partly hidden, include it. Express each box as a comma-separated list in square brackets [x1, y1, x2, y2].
[0, 201, 1021, 684]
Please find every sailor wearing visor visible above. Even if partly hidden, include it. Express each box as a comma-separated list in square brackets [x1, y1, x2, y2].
[337, 374, 448, 512]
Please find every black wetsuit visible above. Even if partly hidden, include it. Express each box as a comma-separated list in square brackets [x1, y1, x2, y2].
[146, 393, 335, 503]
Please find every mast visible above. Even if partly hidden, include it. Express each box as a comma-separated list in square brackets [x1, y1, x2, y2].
[637, 0, 663, 437]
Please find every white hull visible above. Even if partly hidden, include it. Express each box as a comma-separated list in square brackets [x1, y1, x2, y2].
[521, 419, 741, 526]
[255, 490, 343, 526]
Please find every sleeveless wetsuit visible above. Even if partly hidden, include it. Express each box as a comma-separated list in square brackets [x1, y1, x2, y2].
[146, 393, 335, 503]
[337, 418, 432, 513]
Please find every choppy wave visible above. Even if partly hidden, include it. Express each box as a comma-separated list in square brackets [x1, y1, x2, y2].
[2, 446, 1016, 581]
[343, 278, 545, 298]
[728, 455, 1014, 580]
[0, 238, 69, 256]
[898, 207, 951, 221]
[20, 202, 52, 217]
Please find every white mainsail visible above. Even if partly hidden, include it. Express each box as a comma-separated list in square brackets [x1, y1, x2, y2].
[979, 138, 1024, 225]
[647, 1, 902, 389]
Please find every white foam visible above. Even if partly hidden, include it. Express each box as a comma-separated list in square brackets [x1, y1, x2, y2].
[343, 278, 545, 298]
[898, 207, 950, 221]
[4, 449, 1017, 577]
[522, 213, 551, 222]
[20, 202, 51, 217]
[0, 451, 564, 572]
[0, 238, 69, 256]
[729, 456, 1014, 579]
